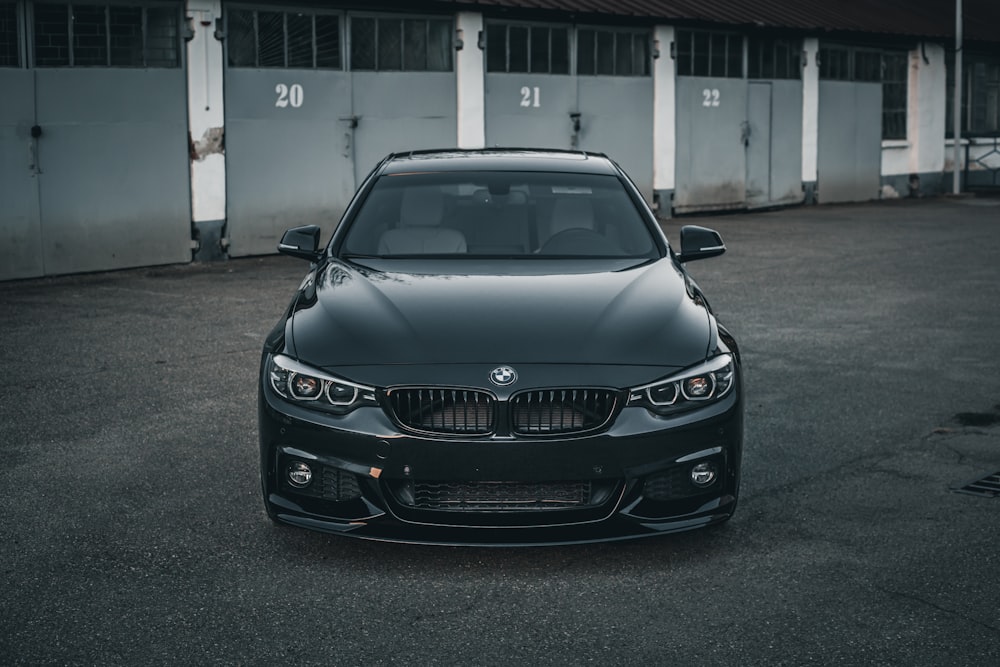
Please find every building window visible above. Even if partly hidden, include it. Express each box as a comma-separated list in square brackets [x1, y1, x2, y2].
[820, 44, 909, 140]
[576, 27, 650, 77]
[31, 2, 178, 68]
[747, 37, 801, 79]
[0, 1, 20, 67]
[947, 53, 1000, 136]
[881, 52, 908, 140]
[676, 30, 743, 78]
[228, 8, 342, 69]
[349, 16, 451, 72]
[485, 21, 569, 75]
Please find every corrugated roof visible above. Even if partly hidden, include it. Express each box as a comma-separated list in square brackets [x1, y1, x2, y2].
[442, 0, 999, 43]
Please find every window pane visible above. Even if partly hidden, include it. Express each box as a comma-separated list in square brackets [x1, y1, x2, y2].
[576, 28, 594, 75]
[709, 33, 726, 77]
[726, 34, 742, 78]
[615, 33, 632, 76]
[855, 51, 881, 81]
[377, 18, 402, 70]
[774, 41, 788, 79]
[403, 19, 427, 70]
[550, 27, 568, 74]
[427, 19, 451, 71]
[676, 30, 691, 76]
[287, 13, 312, 68]
[109, 6, 142, 67]
[34, 3, 69, 67]
[257, 11, 283, 67]
[72, 5, 107, 66]
[596, 30, 613, 75]
[820, 47, 848, 80]
[146, 6, 178, 67]
[315, 14, 340, 69]
[0, 2, 18, 67]
[508, 25, 527, 73]
[529, 26, 547, 73]
[692, 32, 708, 76]
[228, 9, 255, 67]
[350, 16, 375, 70]
[485, 23, 505, 72]
[760, 41, 774, 78]
[633, 34, 649, 76]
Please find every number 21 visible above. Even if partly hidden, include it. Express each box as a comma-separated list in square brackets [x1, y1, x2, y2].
[520, 86, 540, 108]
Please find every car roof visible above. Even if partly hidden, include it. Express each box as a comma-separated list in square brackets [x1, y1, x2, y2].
[378, 148, 620, 176]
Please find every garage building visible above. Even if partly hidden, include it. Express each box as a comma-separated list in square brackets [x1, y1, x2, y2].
[1, 0, 997, 279]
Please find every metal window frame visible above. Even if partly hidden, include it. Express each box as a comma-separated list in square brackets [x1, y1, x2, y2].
[748, 36, 802, 81]
[675, 28, 745, 79]
[0, 0, 26, 67]
[27, 0, 182, 69]
[483, 18, 570, 76]
[576, 25, 652, 78]
[347, 11, 453, 73]
[226, 4, 344, 71]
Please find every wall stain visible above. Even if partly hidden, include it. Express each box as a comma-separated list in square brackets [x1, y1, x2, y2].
[190, 127, 225, 161]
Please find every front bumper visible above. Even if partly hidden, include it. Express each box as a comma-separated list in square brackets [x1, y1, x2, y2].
[258, 380, 742, 546]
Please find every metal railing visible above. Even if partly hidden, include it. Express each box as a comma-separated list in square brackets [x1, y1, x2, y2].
[964, 135, 1000, 190]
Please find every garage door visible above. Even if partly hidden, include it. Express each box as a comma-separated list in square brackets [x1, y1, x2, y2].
[223, 6, 457, 257]
[483, 21, 654, 202]
[0, 0, 191, 279]
[675, 32, 804, 214]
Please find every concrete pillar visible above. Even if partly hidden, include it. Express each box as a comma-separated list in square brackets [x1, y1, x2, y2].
[456, 12, 486, 149]
[185, 0, 227, 259]
[652, 24, 676, 215]
[801, 37, 819, 203]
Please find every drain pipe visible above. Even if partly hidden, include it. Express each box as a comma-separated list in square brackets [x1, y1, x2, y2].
[953, 0, 962, 194]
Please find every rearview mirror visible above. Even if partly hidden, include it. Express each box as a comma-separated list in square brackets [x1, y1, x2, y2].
[277, 225, 323, 261]
[677, 225, 726, 263]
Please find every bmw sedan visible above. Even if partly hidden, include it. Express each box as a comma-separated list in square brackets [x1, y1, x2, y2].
[259, 149, 742, 545]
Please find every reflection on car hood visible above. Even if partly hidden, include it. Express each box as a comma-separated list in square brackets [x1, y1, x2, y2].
[288, 260, 710, 369]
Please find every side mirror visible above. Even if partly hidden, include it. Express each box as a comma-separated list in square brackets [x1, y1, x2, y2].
[277, 225, 323, 261]
[677, 225, 726, 262]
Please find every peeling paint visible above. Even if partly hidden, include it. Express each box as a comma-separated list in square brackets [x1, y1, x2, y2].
[880, 184, 901, 199]
[190, 127, 225, 161]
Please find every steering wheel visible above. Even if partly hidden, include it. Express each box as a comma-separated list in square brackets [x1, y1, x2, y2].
[539, 228, 612, 255]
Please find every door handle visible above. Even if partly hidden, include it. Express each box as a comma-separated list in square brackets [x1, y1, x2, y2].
[569, 112, 582, 148]
[31, 124, 42, 139]
[339, 116, 359, 158]
[740, 121, 751, 147]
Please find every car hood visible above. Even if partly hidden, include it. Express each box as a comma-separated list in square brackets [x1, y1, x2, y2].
[287, 259, 711, 369]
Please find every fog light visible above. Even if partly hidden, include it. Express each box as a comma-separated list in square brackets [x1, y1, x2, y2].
[287, 461, 313, 488]
[690, 461, 717, 487]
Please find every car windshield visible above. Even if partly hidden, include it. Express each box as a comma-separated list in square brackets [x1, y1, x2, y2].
[340, 171, 659, 259]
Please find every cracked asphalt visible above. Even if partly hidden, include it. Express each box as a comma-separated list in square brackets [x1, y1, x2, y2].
[1, 196, 998, 665]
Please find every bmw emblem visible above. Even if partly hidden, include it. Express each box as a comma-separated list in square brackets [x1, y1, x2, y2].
[489, 366, 517, 386]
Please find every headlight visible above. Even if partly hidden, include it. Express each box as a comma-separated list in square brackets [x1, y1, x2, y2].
[267, 354, 377, 414]
[627, 355, 735, 416]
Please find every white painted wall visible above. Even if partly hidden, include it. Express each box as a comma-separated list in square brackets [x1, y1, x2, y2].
[653, 25, 676, 193]
[909, 43, 947, 175]
[801, 38, 819, 184]
[882, 43, 948, 179]
[185, 0, 226, 223]
[456, 12, 486, 149]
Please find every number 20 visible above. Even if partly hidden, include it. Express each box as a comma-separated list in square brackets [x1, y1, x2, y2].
[275, 83, 304, 108]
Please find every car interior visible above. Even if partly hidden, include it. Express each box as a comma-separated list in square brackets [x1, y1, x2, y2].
[345, 174, 656, 258]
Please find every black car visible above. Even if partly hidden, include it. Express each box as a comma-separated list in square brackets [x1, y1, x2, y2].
[259, 149, 742, 545]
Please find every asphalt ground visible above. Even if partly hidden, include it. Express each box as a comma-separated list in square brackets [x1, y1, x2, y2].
[1, 196, 999, 665]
